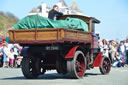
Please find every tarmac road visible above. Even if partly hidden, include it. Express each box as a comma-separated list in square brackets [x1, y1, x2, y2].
[0, 67, 128, 85]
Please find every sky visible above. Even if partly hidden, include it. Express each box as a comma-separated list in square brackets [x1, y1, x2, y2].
[0, 0, 128, 41]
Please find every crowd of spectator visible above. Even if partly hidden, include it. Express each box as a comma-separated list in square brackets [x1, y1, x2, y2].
[98, 39, 128, 67]
[0, 42, 22, 68]
[0, 38, 128, 68]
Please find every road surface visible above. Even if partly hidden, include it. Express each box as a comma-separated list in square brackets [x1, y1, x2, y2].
[0, 67, 128, 85]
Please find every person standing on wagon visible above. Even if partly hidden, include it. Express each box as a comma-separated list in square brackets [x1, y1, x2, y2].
[48, 5, 63, 20]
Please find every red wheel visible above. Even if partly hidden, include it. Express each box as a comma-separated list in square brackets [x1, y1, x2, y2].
[67, 51, 86, 79]
[99, 56, 111, 74]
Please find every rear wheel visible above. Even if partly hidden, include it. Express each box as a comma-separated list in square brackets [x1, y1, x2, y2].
[99, 56, 111, 74]
[67, 51, 86, 79]
[21, 57, 41, 79]
[56, 56, 67, 74]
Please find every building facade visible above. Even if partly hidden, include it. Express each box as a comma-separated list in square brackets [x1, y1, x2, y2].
[29, 0, 83, 17]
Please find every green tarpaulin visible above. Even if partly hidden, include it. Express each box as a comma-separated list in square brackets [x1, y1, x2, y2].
[14, 15, 88, 32]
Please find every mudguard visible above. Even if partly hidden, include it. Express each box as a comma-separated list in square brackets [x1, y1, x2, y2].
[92, 52, 102, 67]
[65, 46, 79, 59]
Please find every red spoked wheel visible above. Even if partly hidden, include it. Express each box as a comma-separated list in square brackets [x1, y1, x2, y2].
[99, 56, 111, 74]
[67, 51, 86, 79]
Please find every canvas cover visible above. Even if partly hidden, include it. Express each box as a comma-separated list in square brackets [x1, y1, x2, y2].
[14, 15, 88, 31]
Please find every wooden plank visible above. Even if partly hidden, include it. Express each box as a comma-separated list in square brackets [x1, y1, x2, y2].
[57, 29, 62, 40]
[65, 31, 78, 40]
[78, 33, 91, 41]
[89, 19, 92, 32]
[78, 33, 88, 40]
[9, 31, 13, 41]
[15, 31, 35, 41]
[37, 30, 57, 40]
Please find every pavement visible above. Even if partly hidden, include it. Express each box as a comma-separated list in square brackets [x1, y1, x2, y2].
[0, 67, 128, 85]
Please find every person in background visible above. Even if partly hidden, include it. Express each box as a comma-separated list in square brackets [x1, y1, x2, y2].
[115, 39, 120, 51]
[0, 47, 3, 56]
[98, 39, 103, 52]
[118, 41, 127, 65]
[13, 44, 19, 67]
[102, 39, 110, 57]
[125, 39, 128, 65]
[48, 5, 63, 20]
[3, 43, 10, 68]
[0, 42, 3, 56]
[0, 42, 3, 48]
[9, 48, 15, 68]
[109, 40, 117, 63]
[112, 52, 123, 67]
[0, 44, 3, 67]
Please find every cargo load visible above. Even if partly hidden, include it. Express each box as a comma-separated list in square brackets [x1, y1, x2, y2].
[14, 15, 88, 32]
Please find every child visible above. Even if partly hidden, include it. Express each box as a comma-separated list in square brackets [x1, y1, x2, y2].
[9, 48, 15, 68]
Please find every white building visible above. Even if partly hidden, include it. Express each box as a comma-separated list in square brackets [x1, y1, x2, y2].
[29, 3, 50, 17]
[29, 0, 83, 17]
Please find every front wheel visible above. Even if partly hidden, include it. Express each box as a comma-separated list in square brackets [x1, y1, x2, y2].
[99, 56, 111, 74]
[67, 51, 86, 79]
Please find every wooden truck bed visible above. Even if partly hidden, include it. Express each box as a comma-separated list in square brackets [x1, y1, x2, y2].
[9, 28, 93, 44]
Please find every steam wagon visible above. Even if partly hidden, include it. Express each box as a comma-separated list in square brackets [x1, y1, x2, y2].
[9, 15, 111, 79]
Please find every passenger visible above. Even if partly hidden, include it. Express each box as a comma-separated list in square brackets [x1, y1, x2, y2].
[48, 5, 63, 20]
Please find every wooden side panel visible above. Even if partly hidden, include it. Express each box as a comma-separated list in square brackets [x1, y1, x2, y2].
[9, 31, 13, 41]
[37, 30, 57, 40]
[78, 33, 92, 41]
[60, 29, 65, 39]
[9, 28, 92, 44]
[65, 31, 78, 40]
[9, 29, 60, 41]
[64, 29, 92, 41]
[14, 31, 35, 41]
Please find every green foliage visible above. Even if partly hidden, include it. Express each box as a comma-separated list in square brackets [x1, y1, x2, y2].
[0, 11, 19, 35]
